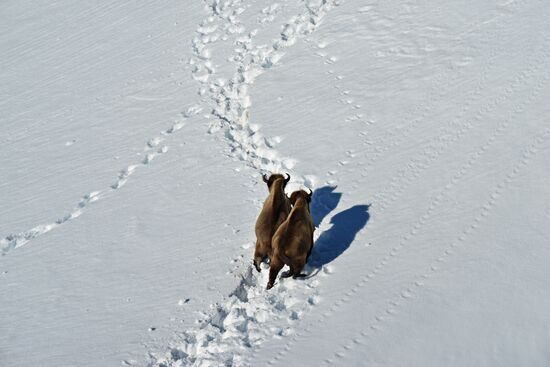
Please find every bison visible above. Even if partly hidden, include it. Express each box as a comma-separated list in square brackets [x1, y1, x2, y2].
[267, 189, 314, 289]
[253, 173, 291, 272]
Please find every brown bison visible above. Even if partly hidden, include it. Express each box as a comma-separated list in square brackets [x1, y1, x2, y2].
[267, 189, 314, 289]
[253, 173, 291, 272]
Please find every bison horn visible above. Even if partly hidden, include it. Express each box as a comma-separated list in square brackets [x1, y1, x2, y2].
[284, 173, 291, 183]
[305, 187, 313, 198]
[262, 173, 269, 183]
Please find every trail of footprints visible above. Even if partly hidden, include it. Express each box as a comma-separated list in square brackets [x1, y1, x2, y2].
[324, 126, 550, 365]
[307, 2, 467, 171]
[261, 11, 549, 367]
[371, 34, 549, 213]
[148, 0, 348, 366]
[314, 40, 549, 365]
[301, 0, 521, 184]
[191, 0, 343, 174]
[319, 36, 550, 365]
[0, 105, 201, 256]
[251, 0, 495, 362]
[5, 1, 543, 366]
[357, 0, 533, 173]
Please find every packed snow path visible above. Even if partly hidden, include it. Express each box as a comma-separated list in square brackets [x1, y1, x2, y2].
[1, 0, 549, 366]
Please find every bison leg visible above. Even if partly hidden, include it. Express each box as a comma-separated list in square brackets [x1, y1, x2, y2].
[291, 259, 307, 278]
[267, 255, 284, 290]
[305, 244, 313, 263]
[253, 240, 268, 272]
[281, 260, 303, 278]
[253, 255, 262, 272]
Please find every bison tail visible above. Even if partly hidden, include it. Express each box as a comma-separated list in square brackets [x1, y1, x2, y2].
[277, 250, 293, 267]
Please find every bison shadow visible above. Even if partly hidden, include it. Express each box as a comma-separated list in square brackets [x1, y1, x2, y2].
[311, 186, 342, 227]
[308, 204, 370, 268]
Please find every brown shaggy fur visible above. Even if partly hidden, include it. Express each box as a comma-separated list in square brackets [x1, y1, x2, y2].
[253, 173, 291, 272]
[267, 189, 314, 289]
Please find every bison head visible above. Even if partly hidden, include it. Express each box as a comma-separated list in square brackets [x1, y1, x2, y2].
[262, 173, 290, 192]
[290, 188, 312, 205]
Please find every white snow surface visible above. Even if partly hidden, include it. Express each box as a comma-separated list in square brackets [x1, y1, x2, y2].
[1, 0, 550, 366]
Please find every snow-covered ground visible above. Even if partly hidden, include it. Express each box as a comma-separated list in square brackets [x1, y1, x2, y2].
[1, 0, 549, 366]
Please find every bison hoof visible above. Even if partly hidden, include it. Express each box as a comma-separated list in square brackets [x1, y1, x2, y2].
[253, 261, 261, 273]
[266, 282, 274, 290]
[281, 270, 293, 278]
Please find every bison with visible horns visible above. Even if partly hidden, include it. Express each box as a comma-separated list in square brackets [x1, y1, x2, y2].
[267, 189, 314, 289]
[253, 173, 291, 272]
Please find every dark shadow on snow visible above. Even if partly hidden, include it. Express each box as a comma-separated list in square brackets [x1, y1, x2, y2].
[308, 204, 370, 268]
[310, 186, 342, 227]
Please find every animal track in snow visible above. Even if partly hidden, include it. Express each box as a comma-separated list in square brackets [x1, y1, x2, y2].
[267, 73, 550, 364]
[369, 34, 550, 213]
[359, 0, 537, 177]
[324, 126, 550, 364]
[192, 0, 339, 179]
[1, 104, 201, 256]
[0, 191, 101, 255]
[319, 31, 550, 362]
[265, 15, 550, 366]
[258, 3, 282, 25]
[148, 1, 342, 366]
[149, 266, 318, 367]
